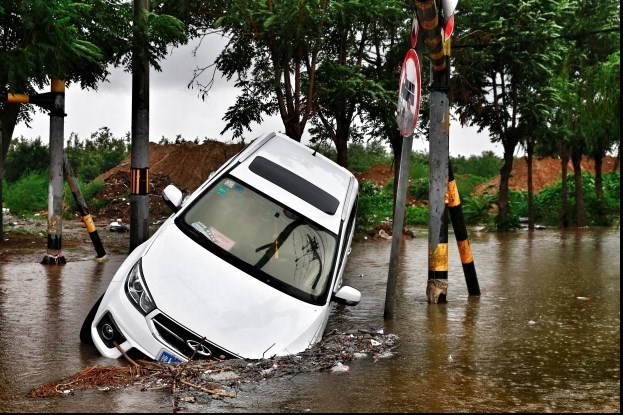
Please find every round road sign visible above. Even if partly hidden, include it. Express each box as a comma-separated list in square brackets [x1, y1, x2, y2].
[396, 49, 421, 137]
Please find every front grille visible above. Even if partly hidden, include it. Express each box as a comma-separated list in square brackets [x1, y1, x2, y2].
[151, 313, 237, 360]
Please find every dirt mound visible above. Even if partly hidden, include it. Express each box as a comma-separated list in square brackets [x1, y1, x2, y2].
[97, 140, 245, 192]
[352, 164, 394, 186]
[473, 155, 620, 196]
[90, 140, 244, 222]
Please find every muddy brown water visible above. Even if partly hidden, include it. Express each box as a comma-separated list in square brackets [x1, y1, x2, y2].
[0, 227, 619, 412]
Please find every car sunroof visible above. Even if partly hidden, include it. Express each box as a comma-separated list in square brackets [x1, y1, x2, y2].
[248, 156, 339, 215]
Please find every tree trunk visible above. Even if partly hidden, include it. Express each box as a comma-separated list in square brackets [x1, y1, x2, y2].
[559, 150, 570, 228]
[497, 146, 515, 230]
[334, 135, 348, 167]
[283, 119, 303, 142]
[1, 104, 21, 243]
[1, 105, 20, 161]
[526, 139, 535, 231]
[571, 149, 586, 227]
[592, 152, 606, 225]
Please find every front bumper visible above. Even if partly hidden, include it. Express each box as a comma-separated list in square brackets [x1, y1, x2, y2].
[91, 280, 238, 363]
[91, 280, 185, 362]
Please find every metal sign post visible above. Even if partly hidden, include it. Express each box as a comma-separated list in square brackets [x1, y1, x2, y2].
[384, 41, 422, 320]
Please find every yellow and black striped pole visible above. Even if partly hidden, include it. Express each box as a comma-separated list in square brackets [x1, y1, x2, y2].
[447, 162, 481, 295]
[63, 153, 107, 260]
[427, 206, 449, 304]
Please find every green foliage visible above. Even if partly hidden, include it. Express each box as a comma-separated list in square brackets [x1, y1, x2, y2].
[526, 171, 621, 227]
[409, 151, 429, 181]
[410, 178, 429, 201]
[3, 136, 49, 183]
[65, 128, 130, 181]
[356, 180, 394, 232]
[461, 194, 497, 226]
[3, 171, 48, 216]
[405, 205, 428, 226]
[455, 173, 488, 200]
[4, 170, 107, 218]
[452, 151, 502, 179]
[62, 178, 106, 219]
[4, 128, 130, 184]
[601, 171, 621, 212]
[347, 140, 392, 173]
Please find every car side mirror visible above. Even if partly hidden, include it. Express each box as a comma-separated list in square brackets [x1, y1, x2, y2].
[162, 185, 183, 212]
[332, 286, 361, 306]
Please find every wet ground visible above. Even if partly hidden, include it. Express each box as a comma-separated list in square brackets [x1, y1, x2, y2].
[0, 224, 620, 412]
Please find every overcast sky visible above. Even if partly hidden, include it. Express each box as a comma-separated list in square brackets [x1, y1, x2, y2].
[13, 37, 509, 158]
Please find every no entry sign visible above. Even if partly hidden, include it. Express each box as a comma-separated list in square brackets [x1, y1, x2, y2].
[396, 49, 421, 137]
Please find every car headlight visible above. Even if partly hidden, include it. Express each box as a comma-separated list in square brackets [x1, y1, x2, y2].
[125, 258, 156, 315]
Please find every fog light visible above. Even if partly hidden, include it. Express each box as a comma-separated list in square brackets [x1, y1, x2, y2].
[101, 323, 114, 340]
[96, 312, 126, 348]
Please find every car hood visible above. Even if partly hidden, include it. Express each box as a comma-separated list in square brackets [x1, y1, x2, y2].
[140, 221, 327, 359]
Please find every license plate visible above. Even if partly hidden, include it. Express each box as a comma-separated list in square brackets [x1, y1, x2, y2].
[157, 349, 183, 363]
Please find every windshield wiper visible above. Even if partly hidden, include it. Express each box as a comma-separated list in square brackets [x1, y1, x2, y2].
[306, 234, 323, 290]
[254, 219, 305, 269]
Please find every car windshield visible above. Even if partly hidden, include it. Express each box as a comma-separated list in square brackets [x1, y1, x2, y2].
[178, 177, 337, 304]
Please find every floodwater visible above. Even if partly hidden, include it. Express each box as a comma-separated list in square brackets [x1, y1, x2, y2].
[0, 227, 619, 413]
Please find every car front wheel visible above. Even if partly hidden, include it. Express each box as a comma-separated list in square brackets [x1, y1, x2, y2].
[79, 294, 104, 345]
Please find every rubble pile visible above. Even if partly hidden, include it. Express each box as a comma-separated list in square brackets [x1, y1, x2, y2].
[28, 328, 399, 403]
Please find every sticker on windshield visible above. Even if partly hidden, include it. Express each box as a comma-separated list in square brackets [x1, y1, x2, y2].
[191, 222, 235, 251]
[224, 179, 235, 188]
[208, 226, 235, 251]
[216, 186, 228, 196]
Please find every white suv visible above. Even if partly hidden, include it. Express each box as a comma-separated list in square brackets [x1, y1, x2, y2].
[81, 132, 361, 362]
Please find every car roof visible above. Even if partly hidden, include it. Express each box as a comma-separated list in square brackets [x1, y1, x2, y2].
[229, 132, 357, 233]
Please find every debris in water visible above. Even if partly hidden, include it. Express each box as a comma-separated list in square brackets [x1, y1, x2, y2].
[28, 328, 399, 404]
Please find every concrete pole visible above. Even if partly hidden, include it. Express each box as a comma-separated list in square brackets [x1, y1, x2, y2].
[384, 134, 414, 319]
[129, 0, 151, 252]
[414, 0, 449, 302]
[426, 84, 450, 303]
[42, 77, 66, 265]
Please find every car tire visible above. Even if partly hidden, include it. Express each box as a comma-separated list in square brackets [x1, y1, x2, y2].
[80, 294, 104, 345]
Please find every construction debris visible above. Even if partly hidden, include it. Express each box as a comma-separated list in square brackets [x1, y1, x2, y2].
[28, 328, 399, 407]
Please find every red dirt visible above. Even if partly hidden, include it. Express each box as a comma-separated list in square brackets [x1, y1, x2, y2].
[473, 155, 620, 196]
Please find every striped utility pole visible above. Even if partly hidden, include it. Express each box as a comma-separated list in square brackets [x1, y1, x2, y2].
[129, 0, 151, 252]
